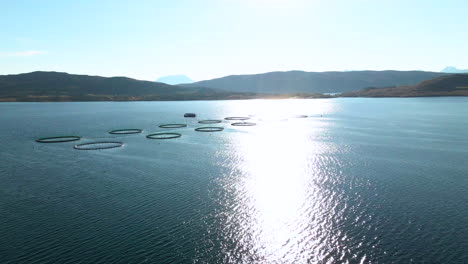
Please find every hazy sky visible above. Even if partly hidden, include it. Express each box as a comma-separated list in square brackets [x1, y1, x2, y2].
[1, 0, 467, 81]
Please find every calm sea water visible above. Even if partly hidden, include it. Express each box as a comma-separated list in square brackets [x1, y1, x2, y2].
[0, 98, 467, 263]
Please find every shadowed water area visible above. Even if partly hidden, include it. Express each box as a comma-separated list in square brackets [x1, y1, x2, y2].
[0, 98, 467, 263]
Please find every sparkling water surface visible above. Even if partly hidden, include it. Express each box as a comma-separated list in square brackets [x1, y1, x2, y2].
[0, 98, 467, 263]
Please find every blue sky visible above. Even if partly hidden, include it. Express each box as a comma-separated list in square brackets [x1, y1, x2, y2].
[1, 0, 467, 81]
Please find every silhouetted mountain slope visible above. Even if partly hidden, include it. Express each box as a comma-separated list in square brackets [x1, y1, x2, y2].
[0, 71, 329, 102]
[182, 70, 449, 94]
[341, 74, 468, 97]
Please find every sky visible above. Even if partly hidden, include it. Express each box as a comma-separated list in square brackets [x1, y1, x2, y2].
[1, 0, 468, 81]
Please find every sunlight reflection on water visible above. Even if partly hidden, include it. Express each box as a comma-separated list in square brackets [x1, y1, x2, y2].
[213, 100, 353, 263]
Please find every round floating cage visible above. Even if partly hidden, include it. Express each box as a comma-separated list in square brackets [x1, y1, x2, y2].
[146, 132, 182, 139]
[224, 117, 250, 121]
[231, 122, 256, 126]
[74, 141, 124, 150]
[108, 129, 142, 135]
[159, 124, 187, 129]
[195, 127, 224, 132]
[292, 115, 308, 118]
[36, 136, 81, 143]
[198, 120, 222, 124]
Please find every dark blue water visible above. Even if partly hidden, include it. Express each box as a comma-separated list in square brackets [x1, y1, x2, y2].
[0, 98, 467, 263]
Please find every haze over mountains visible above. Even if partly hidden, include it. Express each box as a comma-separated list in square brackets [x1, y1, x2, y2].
[182, 71, 449, 94]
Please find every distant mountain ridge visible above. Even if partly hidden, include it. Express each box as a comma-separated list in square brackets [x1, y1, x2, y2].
[182, 70, 450, 94]
[441, 66, 468, 73]
[341, 74, 468, 97]
[156, 75, 194, 85]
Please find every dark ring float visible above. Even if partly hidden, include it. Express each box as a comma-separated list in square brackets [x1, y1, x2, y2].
[108, 129, 142, 134]
[198, 120, 222, 124]
[224, 117, 250, 121]
[195, 127, 224, 132]
[231, 122, 256, 126]
[74, 141, 124, 150]
[35, 136, 81, 143]
[159, 124, 187, 128]
[146, 132, 182, 139]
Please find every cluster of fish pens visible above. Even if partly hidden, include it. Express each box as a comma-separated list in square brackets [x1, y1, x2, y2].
[33, 115, 270, 150]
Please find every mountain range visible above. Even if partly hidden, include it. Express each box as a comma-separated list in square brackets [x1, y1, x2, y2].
[0, 71, 327, 102]
[0, 71, 247, 101]
[341, 74, 468, 97]
[182, 70, 449, 94]
[1, 70, 467, 102]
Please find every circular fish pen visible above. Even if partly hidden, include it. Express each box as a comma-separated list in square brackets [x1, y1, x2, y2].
[36, 136, 81, 143]
[198, 120, 222, 124]
[231, 122, 256, 126]
[224, 117, 250, 121]
[74, 141, 124, 150]
[195, 127, 224, 132]
[159, 124, 187, 129]
[146, 132, 182, 139]
[108, 129, 142, 135]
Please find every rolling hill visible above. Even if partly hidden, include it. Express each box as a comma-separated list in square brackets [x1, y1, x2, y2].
[341, 74, 468, 97]
[181, 70, 449, 94]
[0, 71, 328, 102]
